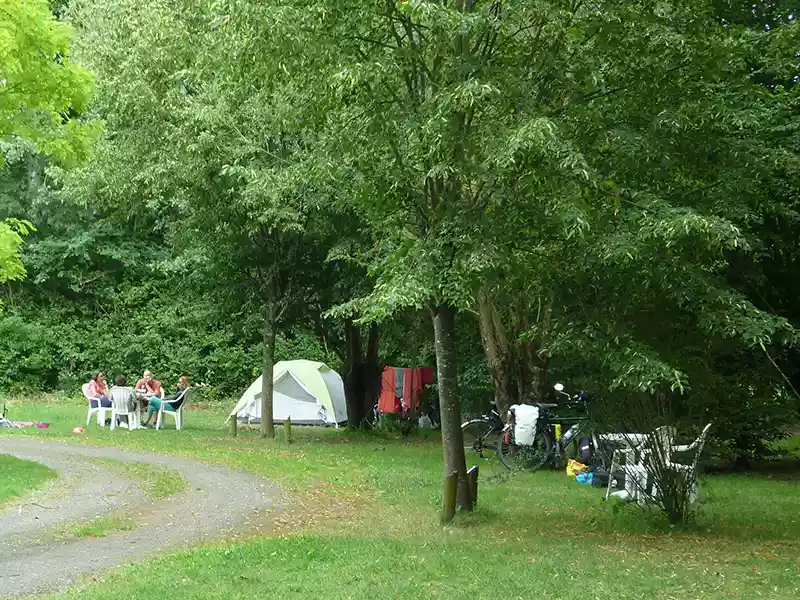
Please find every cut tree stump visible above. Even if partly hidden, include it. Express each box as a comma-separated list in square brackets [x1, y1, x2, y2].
[467, 465, 479, 507]
[441, 471, 458, 524]
[284, 417, 292, 444]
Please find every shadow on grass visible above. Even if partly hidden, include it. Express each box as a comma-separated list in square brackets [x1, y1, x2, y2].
[705, 458, 800, 481]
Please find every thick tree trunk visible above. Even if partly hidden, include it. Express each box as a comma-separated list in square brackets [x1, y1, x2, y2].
[261, 302, 276, 439]
[518, 294, 552, 402]
[477, 286, 516, 418]
[344, 322, 381, 428]
[518, 339, 547, 403]
[363, 324, 381, 418]
[479, 287, 552, 411]
[344, 320, 365, 428]
[432, 304, 473, 511]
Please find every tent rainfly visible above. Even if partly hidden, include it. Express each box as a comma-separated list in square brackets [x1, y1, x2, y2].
[227, 360, 347, 427]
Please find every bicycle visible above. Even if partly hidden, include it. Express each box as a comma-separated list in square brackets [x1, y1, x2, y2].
[461, 403, 503, 457]
[498, 386, 611, 472]
[367, 398, 440, 429]
[365, 402, 380, 427]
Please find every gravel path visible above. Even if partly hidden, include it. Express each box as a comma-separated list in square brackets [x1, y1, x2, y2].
[0, 439, 281, 598]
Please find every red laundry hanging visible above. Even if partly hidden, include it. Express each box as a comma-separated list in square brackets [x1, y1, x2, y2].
[379, 365, 436, 415]
[379, 367, 399, 414]
[402, 368, 422, 412]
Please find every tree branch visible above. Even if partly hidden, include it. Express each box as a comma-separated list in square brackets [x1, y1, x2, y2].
[761, 342, 800, 401]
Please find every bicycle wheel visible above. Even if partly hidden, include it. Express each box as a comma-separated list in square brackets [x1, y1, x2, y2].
[364, 404, 379, 428]
[462, 420, 496, 456]
[498, 427, 552, 471]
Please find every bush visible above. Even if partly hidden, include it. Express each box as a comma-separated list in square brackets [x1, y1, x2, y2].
[0, 306, 334, 397]
[0, 315, 61, 390]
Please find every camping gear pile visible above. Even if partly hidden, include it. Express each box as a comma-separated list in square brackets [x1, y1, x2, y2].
[228, 360, 347, 427]
[566, 458, 589, 477]
[565, 458, 606, 487]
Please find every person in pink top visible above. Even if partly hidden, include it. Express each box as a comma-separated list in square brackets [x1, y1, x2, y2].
[86, 372, 111, 408]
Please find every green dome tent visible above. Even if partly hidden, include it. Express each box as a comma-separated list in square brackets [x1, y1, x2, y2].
[227, 360, 347, 427]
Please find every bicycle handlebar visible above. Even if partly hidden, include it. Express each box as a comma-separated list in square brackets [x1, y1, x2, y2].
[547, 396, 589, 411]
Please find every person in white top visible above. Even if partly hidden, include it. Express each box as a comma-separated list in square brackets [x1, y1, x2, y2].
[109, 375, 139, 428]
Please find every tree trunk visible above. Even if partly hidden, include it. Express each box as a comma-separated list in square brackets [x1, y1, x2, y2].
[344, 322, 381, 428]
[363, 324, 381, 418]
[344, 320, 365, 428]
[431, 304, 473, 511]
[518, 293, 552, 402]
[261, 302, 276, 439]
[477, 285, 516, 418]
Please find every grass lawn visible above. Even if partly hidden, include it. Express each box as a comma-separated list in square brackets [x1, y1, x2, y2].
[0, 452, 56, 507]
[2, 395, 799, 600]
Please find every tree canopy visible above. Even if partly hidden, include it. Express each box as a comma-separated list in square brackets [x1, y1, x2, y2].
[0, 0, 797, 466]
[0, 0, 95, 298]
[0, 0, 95, 165]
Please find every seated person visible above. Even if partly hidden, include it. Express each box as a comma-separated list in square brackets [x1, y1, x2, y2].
[135, 370, 164, 406]
[86, 372, 111, 408]
[109, 375, 138, 427]
[143, 376, 190, 426]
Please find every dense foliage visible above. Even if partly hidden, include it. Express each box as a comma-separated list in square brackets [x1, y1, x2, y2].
[0, 0, 95, 165]
[0, 1, 797, 464]
[0, 0, 95, 295]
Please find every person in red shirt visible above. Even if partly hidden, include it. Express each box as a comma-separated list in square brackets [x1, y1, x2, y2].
[135, 370, 164, 403]
[135, 370, 163, 397]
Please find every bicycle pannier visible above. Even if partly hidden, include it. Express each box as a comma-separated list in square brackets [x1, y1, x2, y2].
[510, 404, 539, 446]
[578, 436, 594, 463]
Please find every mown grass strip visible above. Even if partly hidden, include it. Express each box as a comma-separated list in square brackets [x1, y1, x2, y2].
[9, 399, 800, 600]
[95, 458, 188, 499]
[57, 515, 136, 539]
[0, 453, 56, 507]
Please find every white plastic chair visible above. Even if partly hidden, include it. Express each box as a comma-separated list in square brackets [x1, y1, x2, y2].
[156, 388, 190, 430]
[604, 427, 671, 500]
[110, 402, 140, 431]
[83, 383, 110, 427]
[607, 423, 711, 505]
[660, 422, 713, 503]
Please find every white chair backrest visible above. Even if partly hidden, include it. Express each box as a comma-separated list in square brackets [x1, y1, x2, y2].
[82, 383, 92, 400]
[689, 423, 713, 471]
[638, 425, 675, 468]
[167, 387, 190, 409]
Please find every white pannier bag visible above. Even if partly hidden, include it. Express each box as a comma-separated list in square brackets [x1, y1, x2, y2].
[510, 404, 540, 446]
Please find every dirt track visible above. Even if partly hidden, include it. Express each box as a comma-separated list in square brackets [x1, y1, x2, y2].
[0, 439, 280, 597]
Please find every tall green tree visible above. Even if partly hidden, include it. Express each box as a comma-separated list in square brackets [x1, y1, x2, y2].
[299, 0, 799, 477]
[0, 217, 31, 286]
[0, 0, 94, 292]
[67, 0, 347, 436]
[0, 0, 95, 165]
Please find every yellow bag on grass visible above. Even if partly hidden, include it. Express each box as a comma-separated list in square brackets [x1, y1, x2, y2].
[566, 458, 589, 477]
